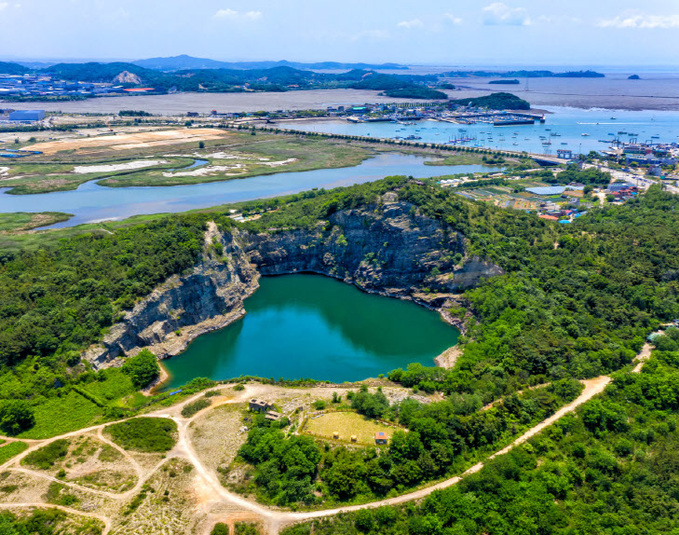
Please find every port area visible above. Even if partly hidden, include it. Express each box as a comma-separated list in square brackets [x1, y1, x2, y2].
[346, 111, 545, 126]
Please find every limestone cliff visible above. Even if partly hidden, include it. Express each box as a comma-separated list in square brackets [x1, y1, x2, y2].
[84, 224, 258, 369]
[84, 200, 502, 369]
[244, 198, 501, 296]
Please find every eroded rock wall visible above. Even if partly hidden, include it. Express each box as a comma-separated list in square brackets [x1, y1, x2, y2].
[84, 201, 502, 369]
[244, 200, 501, 295]
[84, 228, 258, 369]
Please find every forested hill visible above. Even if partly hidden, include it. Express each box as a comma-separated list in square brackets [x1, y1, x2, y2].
[0, 178, 677, 406]
[131, 55, 408, 72]
[40, 63, 446, 96]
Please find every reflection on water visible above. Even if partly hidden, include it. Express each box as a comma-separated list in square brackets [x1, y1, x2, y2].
[162, 274, 460, 388]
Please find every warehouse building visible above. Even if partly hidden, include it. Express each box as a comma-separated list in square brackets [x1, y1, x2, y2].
[8, 110, 45, 122]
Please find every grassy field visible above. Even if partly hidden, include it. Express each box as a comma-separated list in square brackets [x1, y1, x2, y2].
[423, 152, 495, 166]
[19, 390, 103, 440]
[303, 411, 399, 445]
[96, 134, 372, 188]
[106, 418, 177, 452]
[0, 129, 374, 193]
[0, 441, 28, 464]
[0, 158, 194, 195]
[0, 212, 73, 232]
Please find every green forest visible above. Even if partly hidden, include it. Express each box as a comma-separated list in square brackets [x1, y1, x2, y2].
[0, 173, 678, 530]
[231, 380, 582, 507]
[282, 330, 679, 534]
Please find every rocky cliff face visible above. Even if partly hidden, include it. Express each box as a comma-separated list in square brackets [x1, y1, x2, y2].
[84, 225, 258, 369]
[244, 198, 501, 295]
[84, 200, 502, 369]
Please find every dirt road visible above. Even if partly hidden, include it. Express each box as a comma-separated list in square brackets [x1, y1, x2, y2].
[0, 340, 655, 535]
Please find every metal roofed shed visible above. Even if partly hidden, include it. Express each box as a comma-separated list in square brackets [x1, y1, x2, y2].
[8, 110, 45, 122]
[526, 186, 566, 196]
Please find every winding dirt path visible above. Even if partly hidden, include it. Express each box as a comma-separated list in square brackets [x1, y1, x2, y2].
[0, 341, 656, 535]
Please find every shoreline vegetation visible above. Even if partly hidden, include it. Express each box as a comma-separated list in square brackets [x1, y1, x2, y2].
[0, 148, 678, 531]
[0, 125, 519, 197]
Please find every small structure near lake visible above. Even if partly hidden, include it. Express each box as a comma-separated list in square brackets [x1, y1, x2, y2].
[375, 432, 388, 445]
[249, 399, 273, 413]
[249, 399, 281, 421]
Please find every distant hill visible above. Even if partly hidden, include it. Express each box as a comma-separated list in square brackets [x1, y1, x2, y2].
[0, 61, 29, 75]
[45, 62, 154, 83]
[132, 55, 233, 71]
[449, 92, 530, 110]
[553, 70, 605, 78]
[132, 55, 407, 72]
[445, 69, 605, 79]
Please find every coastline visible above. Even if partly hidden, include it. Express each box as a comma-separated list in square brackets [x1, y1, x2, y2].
[5, 86, 679, 114]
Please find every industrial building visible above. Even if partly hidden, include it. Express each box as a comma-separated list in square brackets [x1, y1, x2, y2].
[8, 110, 45, 122]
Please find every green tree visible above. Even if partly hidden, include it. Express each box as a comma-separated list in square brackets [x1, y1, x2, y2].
[122, 349, 160, 389]
[210, 523, 229, 535]
[0, 400, 35, 436]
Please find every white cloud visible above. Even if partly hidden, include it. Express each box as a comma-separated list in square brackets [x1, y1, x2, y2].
[214, 8, 238, 19]
[397, 18, 424, 29]
[214, 8, 261, 21]
[597, 12, 679, 29]
[482, 3, 530, 26]
[443, 13, 463, 25]
[0, 2, 9, 9]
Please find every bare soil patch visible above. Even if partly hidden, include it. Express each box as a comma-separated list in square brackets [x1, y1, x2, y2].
[190, 404, 247, 474]
[29, 128, 227, 156]
[110, 458, 198, 535]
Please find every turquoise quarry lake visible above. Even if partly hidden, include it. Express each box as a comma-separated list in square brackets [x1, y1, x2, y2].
[0, 154, 499, 228]
[162, 275, 459, 388]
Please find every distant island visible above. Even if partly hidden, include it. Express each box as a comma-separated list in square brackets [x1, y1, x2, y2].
[446, 69, 605, 78]
[489, 79, 520, 85]
[0, 55, 603, 103]
[628, 74, 641, 80]
[0, 59, 453, 101]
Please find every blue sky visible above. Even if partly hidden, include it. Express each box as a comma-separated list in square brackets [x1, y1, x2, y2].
[1, 0, 678, 66]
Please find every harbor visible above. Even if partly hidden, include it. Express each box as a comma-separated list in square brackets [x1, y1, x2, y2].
[279, 106, 679, 156]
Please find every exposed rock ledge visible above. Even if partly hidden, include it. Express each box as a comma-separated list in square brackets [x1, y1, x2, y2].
[84, 201, 502, 370]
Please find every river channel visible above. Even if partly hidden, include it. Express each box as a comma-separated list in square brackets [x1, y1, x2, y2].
[0, 154, 500, 228]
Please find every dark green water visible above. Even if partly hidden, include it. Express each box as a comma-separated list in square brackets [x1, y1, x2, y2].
[162, 275, 459, 388]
